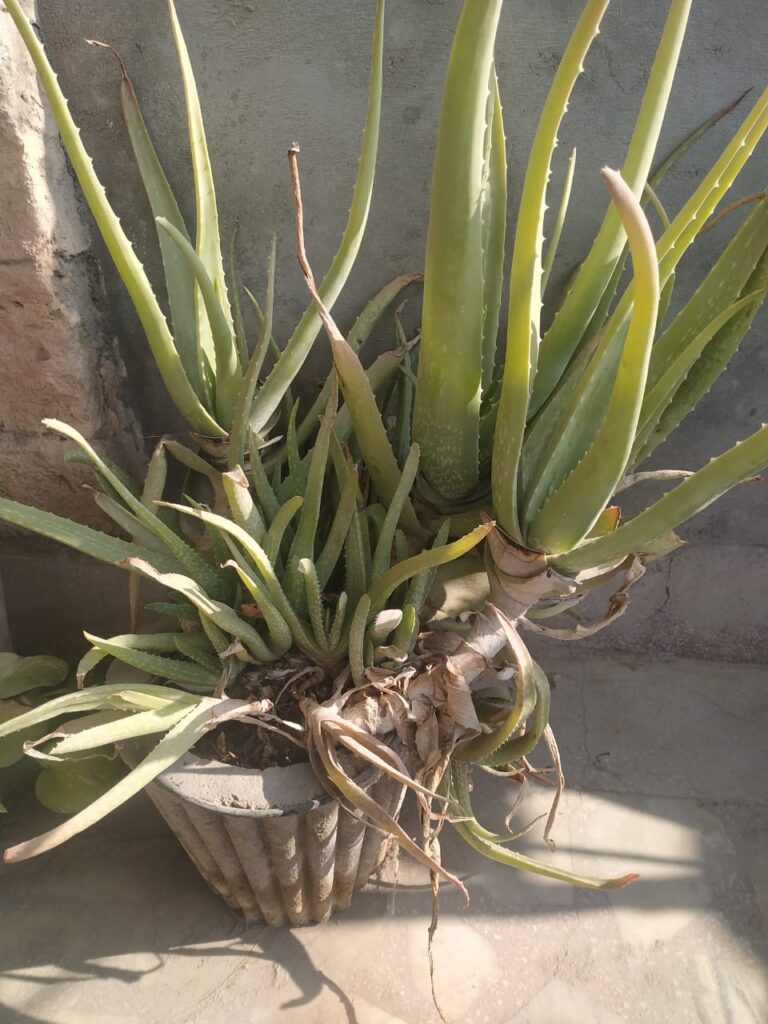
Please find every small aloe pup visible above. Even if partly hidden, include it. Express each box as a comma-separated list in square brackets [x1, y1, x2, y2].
[407, 0, 768, 634]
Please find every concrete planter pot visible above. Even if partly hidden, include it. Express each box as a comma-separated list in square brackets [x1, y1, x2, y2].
[123, 742, 404, 926]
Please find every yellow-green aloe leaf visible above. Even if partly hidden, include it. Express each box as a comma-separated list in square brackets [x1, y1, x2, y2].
[493, 0, 611, 541]
[43, 419, 225, 597]
[223, 556, 292, 658]
[372, 444, 420, 579]
[156, 218, 241, 428]
[284, 382, 338, 609]
[0, 496, 178, 574]
[250, 0, 386, 434]
[124, 559, 275, 663]
[366, 522, 492, 613]
[315, 462, 359, 591]
[481, 68, 507, 390]
[264, 495, 304, 567]
[0, 683, 196, 743]
[555, 424, 768, 574]
[541, 146, 577, 296]
[4, 697, 229, 862]
[528, 169, 660, 554]
[222, 467, 266, 543]
[637, 250, 768, 465]
[106, 44, 204, 400]
[634, 289, 767, 459]
[1, 0, 224, 436]
[83, 632, 220, 691]
[532, 0, 692, 414]
[166, 0, 234, 388]
[286, 273, 420, 457]
[229, 235, 277, 470]
[45, 702, 190, 758]
[413, 0, 503, 500]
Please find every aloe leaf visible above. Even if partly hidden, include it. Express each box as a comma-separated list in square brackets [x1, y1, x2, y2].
[248, 430, 281, 525]
[327, 333, 422, 536]
[228, 236, 277, 468]
[481, 68, 508, 390]
[647, 193, 768, 392]
[0, 655, 68, 699]
[84, 632, 219, 690]
[43, 703, 189, 759]
[531, 0, 692, 414]
[108, 45, 204, 401]
[166, 0, 234, 386]
[125, 559, 275, 663]
[638, 252, 768, 465]
[284, 384, 337, 608]
[528, 170, 660, 553]
[634, 289, 766, 459]
[1, 0, 224, 435]
[372, 444, 420, 579]
[220, 467, 266, 542]
[223, 556, 292, 657]
[298, 559, 329, 651]
[366, 522, 491, 613]
[0, 683, 196, 742]
[493, 0, 610, 541]
[348, 595, 371, 685]
[156, 505, 319, 657]
[249, 0, 386, 434]
[290, 272, 422, 455]
[345, 508, 370, 612]
[556, 424, 768, 573]
[264, 495, 304, 567]
[413, 0, 503, 500]
[316, 462, 359, 590]
[402, 519, 451, 619]
[333, 347, 406, 450]
[43, 419, 224, 597]
[156, 218, 241, 428]
[3, 697, 230, 862]
[0, 495, 177, 573]
[228, 225, 249, 370]
[450, 784, 637, 890]
[542, 146, 577, 296]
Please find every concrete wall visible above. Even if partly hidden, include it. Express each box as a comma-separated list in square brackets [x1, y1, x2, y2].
[1, 0, 767, 661]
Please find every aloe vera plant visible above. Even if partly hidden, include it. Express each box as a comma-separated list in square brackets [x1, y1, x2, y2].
[1, 0, 766, 926]
[405, 0, 768, 628]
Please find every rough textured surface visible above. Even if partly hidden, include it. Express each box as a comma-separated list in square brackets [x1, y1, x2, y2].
[0, 0, 143, 526]
[0, 653, 765, 1022]
[1, 0, 767, 654]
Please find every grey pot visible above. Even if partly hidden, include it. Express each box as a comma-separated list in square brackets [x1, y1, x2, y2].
[123, 742, 405, 926]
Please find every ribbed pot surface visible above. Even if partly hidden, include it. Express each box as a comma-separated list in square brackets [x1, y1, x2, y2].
[124, 742, 404, 926]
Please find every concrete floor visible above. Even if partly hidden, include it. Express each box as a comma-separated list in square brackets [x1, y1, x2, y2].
[0, 653, 766, 1024]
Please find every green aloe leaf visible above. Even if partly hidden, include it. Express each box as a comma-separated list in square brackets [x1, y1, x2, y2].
[531, 0, 692, 413]
[0, 496, 177, 574]
[528, 169, 660, 554]
[249, 0, 386, 435]
[43, 419, 225, 597]
[166, 0, 234, 394]
[1, 0, 224, 436]
[493, 0, 610, 541]
[4, 697, 222, 862]
[556, 424, 768, 573]
[413, 0, 503, 500]
[109, 45, 204, 401]
[83, 632, 219, 691]
[156, 218, 241, 428]
[481, 68, 507, 389]
[542, 146, 577, 296]
[228, 235, 277, 469]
